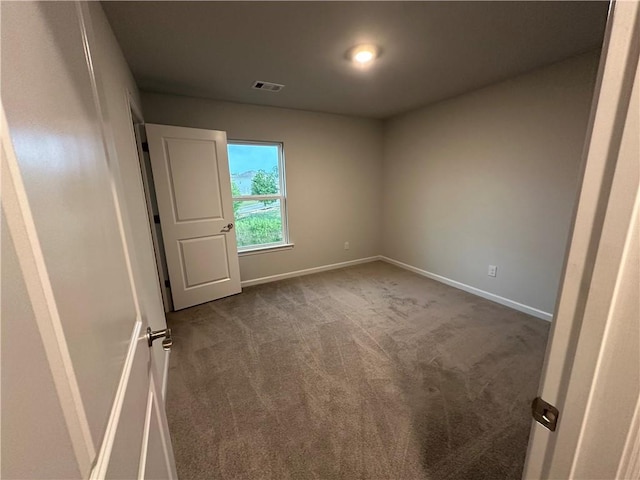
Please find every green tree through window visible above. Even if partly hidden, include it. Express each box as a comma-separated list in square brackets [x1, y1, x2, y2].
[231, 180, 241, 214]
[228, 142, 287, 249]
[251, 168, 278, 206]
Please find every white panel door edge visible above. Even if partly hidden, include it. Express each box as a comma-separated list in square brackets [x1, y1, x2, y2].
[1, 2, 177, 478]
[146, 123, 242, 310]
[523, 1, 640, 478]
[1, 105, 94, 476]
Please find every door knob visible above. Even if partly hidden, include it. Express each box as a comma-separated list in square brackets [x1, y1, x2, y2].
[220, 223, 234, 233]
[146, 327, 172, 351]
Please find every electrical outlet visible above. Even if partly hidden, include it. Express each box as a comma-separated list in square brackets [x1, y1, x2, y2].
[488, 265, 497, 277]
[344, 241, 350, 250]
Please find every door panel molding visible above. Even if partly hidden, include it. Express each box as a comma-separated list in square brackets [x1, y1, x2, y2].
[178, 235, 231, 288]
[163, 137, 225, 222]
[139, 376, 177, 479]
[77, 1, 142, 320]
[1, 106, 95, 475]
[146, 123, 242, 310]
[90, 320, 143, 479]
[619, 394, 640, 478]
[77, 3, 178, 476]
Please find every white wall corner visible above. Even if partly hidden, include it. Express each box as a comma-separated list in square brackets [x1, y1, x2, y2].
[379, 256, 553, 321]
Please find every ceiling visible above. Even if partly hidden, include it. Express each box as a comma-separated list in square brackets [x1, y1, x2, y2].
[102, 1, 609, 119]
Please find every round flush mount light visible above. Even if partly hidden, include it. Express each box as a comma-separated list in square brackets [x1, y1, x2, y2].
[348, 44, 380, 66]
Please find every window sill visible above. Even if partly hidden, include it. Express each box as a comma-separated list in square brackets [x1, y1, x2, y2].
[237, 243, 295, 257]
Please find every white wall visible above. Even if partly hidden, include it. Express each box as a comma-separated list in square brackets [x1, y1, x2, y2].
[381, 51, 600, 316]
[141, 52, 599, 314]
[141, 93, 383, 283]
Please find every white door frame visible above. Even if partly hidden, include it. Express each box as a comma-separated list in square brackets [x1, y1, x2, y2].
[523, 0, 640, 477]
[128, 99, 173, 314]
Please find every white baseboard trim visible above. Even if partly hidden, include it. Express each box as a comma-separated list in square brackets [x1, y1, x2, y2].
[379, 256, 553, 322]
[241, 256, 380, 288]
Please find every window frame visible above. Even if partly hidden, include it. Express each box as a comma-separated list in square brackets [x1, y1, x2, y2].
[227, 139, 291, 253]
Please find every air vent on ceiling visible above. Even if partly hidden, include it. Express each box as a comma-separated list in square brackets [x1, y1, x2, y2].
[252, 80, 285, 92]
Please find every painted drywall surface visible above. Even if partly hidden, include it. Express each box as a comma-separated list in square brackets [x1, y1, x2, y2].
[382, 51, 600, 314]
[86, 4, 168, 370]
[141, 93, 383, 282]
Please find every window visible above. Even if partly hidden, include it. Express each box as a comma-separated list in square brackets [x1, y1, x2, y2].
[227, 141, 289, 252]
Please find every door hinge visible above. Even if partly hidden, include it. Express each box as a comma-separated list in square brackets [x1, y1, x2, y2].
[164, 279, 171, 289]
[154, 214, 160, 224]
[532, 397, 559, 431]
[142, 141, 149, 153]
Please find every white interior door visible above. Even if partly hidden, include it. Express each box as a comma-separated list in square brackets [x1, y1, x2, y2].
[146, 123, 242, 310]
[523, 1, 640, 478]
[1, 2, 176, 478]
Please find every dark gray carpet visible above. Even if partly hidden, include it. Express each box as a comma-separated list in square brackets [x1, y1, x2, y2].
[166, 261, 549, 479]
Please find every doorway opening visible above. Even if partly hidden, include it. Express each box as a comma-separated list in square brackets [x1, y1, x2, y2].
[129, 106, 173, 312]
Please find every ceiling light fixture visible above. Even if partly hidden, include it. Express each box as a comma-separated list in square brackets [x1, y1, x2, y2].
[349, 44, 379, 66]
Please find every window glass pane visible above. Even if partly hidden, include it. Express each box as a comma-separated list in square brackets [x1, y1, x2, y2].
[228, 143, 280, 196]
[233, 199, 283, 248]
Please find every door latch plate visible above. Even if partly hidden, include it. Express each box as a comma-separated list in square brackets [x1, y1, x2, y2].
[532, 396, 559, 431]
